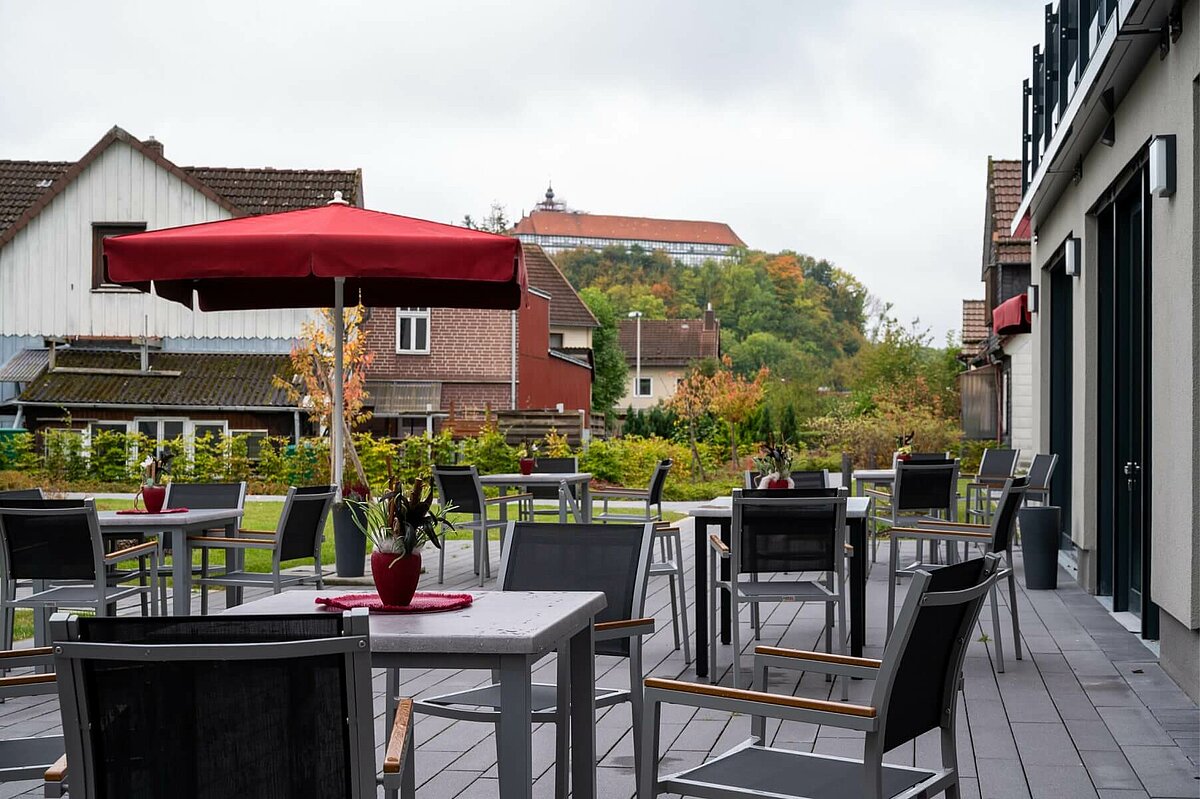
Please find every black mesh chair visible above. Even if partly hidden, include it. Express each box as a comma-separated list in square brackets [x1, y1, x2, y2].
[150, 481, 248, 612]
[529, 456, 579, 518]
[640, 555, 1002, 799]
[0, 646, 62, 784]
[592, 458, 671, 524]
[0, 489, 44, 500]
[1023, 453, 1058, 505]
[742, 470, 829, 490]
[710, 489, 848, 694]
[0, 503, 160, 647]
[887, 477, 1028, 671]
[965, 448, 1019, 523]
[432, 465, 531, 586]
[868, 460, 959, 563]
[417, 521, 654, 794]
[47, 609, 414, 799]
[190, 486, 335, 614]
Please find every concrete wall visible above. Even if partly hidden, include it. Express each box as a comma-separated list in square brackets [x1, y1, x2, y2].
[553, 327, 593, 349]
[1029, 0, 1199, 698]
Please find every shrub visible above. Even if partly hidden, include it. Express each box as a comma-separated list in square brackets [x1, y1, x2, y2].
[0, 432, 36, 472]
[459, 427, 517, 475]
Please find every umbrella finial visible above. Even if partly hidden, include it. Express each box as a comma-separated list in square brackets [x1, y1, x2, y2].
[327, 190, 349, 206]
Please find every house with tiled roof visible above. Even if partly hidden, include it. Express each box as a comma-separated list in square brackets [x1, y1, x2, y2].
[0, 125, 361, 441]
[616, 308, 719, 410]
[511, 186, 744, 266]
[957, 158, 1033, 461]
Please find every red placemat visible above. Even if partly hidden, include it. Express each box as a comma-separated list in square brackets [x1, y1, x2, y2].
[315, 592, 474, 614]
[115, 507, 190, 515]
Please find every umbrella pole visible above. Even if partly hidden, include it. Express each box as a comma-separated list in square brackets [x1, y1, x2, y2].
[332, 277, 345, 498]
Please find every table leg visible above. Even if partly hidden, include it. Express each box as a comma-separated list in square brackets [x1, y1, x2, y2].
[172, 527, 190, 616]
[497, 654, 534, 799]
[693, 520, 709, 679]
[579, 480, 591, 523]
[224, 520, 242, 609]
[849, 518, 866, 659]
[569, 623, 597, 799]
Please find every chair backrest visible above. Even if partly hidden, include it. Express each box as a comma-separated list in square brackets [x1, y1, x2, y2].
[432, 464, 484, 515]
[872, 555, 1001, 753]
[988, 477, 1028, 553]
[0, 501, 102, 581]
[165, 481, 247, 510]
[530, 457, 578, 500]
[742, 470, 828, 490]
[893, 461, 959, 514]
[647, 460, 672, 505]
[731, 489, 846, 576]
[498, 521, 653, 657]
[0, 488, 44, 500]
[978, 448, 1019, 478]
[51, 610, 375, 799]
[1026, 453, 1058, 491]
[275, 486, 336, 564]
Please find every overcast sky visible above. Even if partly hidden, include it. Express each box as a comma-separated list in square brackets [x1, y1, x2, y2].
[0, 0, 1045, 341]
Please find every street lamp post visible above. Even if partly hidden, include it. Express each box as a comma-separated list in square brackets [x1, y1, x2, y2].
[628, 311, 643, 401]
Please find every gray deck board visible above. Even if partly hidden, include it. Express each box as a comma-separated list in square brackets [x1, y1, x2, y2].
[0, 519, 1196, 798]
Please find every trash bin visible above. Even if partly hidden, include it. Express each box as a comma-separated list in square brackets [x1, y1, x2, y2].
[1018, 506, 1060, 589]
[332, 503, 367, 578]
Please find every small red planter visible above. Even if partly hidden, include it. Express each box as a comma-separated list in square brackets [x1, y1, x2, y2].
[766, 479, 792, 490]
[518, 458, 535, 475]
[371, 550, 422, 607]
[896, 454, 912, 463]
[140, 485, 166, 513]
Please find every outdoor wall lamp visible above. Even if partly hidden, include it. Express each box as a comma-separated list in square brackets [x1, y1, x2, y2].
[1065, 236, 1082, 277]
[1149, 135, 1176, 197]
[1027, 284, 1040, 314]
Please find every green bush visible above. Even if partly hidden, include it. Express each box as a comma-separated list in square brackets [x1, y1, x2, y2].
[0, 432, 36, 472]
[459, 427, 517, 475]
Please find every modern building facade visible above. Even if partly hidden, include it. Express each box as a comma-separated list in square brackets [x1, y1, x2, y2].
[1014, 0, 1198, 698]
[511, 186, 745, 266]
[617, 308, 719, 411]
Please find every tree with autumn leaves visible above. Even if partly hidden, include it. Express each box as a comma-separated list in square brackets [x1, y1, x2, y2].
[670, 356, 769, 478]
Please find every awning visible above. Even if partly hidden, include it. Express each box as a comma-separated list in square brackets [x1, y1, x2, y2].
[993, 293, 1031, 335]
[364, 381, 442, 417]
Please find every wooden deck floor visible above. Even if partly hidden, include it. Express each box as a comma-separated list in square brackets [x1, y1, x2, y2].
[0, 519, 1196, 798]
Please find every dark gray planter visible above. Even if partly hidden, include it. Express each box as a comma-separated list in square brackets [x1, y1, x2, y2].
[332, 503, 367, 578]
[1018, 506, 1061, 590]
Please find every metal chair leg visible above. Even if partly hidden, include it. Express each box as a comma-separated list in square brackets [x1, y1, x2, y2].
[1007, 567, 1023, 661]
[990, 584, 1006, 673]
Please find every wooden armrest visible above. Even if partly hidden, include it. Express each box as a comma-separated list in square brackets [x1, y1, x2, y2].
[186, 535, 274, 548]
[644, 677, 876, 718]
[595, 617, 655, 633]
[918, 519, 989, 529]
[969, 476, 1009, 486]
[653, 521, 679, 531]
[591, 487, 649, 497]
[708, 533, 729, 554]
[44, 754, 67, 784]
[486, 492, 533, 504]
[863, 488, 891, 499]
[754, 646, 882, 670]
[843, 542, 854, 555]
[890, 526, 992, 540]
[0, 646, 52, 660]
[0, 673, 55, 688]
[105, 540, 159, 562]
[383, 698, 413, 774]
[237, 527, 275, 537]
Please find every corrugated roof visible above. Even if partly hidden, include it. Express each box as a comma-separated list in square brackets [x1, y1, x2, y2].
[617, 318, 720, 367]
[522, 243, 598, 329]
[512, 210, 744, 248]
[363, 381, 441, 416]
[0, 348, 50, 382]
[17, 350, 295, 409]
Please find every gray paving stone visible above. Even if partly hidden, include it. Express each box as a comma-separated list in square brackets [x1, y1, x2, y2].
[1023, 764, 1098, 798]
[1079, 749, 1145, 790]
[1121, 745, 1200, 798]
[1012, 721, 1085, 766]
[976, 757, 1032, 799]
[1098, 706, 1178, 747]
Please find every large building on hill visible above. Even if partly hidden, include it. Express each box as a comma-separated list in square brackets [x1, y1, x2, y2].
[511, 186, 745, 266]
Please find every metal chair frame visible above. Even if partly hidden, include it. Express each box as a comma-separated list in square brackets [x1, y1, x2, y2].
[432, 464, 532, 586]
[965, 448, 1019, 524]
[1023, 453, 1059, 506]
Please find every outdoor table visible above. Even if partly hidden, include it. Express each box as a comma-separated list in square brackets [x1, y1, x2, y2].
[852, 468, 895, 496]
[226, 589, 605, 799]
[97, 508, 243, 616]
[479, 472, 593, 523]
[688, 495, 871, 680]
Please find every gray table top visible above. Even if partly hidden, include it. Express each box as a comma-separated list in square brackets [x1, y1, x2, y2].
[96, 508, 243, 528]
[224, 589, 607, 655]
[852, 468, 895, 481]
[479, 472, 592, 485]
[688, 495, 870, 519]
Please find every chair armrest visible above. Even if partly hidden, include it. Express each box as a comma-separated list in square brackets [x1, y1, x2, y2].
[863, 488, 892, 499]
[485, 492, 533, 505]
[708, 533, 729, 555]
[594, 617, 655, 640]
[644, 677, 877, 729]
[968, 476, 1009, 486]
[917, 519, 990, 529]
[237, 527, 276, 538]
[888, 526, 992, 542]
[382, 698, 413, 775]
[104, 540, 159, 563]
[590, 487, 650, 499]
[186, 535, 275, 549]
[44, 754, 67, 788]
[754, 645, 882, 680]
[0, 673, 56, 689]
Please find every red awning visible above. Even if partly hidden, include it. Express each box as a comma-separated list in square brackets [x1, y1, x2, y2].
[993, 293, 1031, 335]
[104, 203, 526, 311]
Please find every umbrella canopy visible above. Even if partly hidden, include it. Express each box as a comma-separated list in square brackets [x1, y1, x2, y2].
[104, 202, 525, 311]
[103, 201, 527, 493]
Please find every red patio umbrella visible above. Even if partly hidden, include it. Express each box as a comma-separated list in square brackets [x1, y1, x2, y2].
[104, 197, 526, 490]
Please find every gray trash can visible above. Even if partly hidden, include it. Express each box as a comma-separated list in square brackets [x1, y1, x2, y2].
[1018, 506, 1060, 589]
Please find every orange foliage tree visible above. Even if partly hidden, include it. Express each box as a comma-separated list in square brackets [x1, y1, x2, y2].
[708, 356, 769, 466]
[668, 366, 718, 481]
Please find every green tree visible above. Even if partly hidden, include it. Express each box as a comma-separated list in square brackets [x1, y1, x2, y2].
[579, 287, 630, 417]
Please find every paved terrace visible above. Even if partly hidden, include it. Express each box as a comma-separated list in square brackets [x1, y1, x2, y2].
[0, 516, 1196, 798]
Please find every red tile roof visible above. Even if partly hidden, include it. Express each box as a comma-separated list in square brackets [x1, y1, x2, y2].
[962, 300, 988, 347]
[618, 316, 720, 367]
[988, 159, 1030, 266]
[512, 210, 744, 248]
[522, 243, 598, 328]
[0, 161, 72, 234]
[182, 166, 362, 215]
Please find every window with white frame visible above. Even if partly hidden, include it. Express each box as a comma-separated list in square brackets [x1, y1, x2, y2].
[396, 308, 430, 354]
[635, 377, 652, 397]
[232, 429, 269, 460]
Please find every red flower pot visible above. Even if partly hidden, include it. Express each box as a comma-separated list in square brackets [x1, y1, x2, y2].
[766, 479, 792, 490]
[518, 458, 535, 475]
[896, 454, 912, 463]
[141, 485, 166, 513]
[372, 550, 422, 607]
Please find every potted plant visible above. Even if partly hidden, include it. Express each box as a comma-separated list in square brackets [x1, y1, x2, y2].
[137, 448, 174, 513]
[347, 476, 455, 606]
[895, 432, 915, 463]
[754, 436, 794, 489]
[517, 440, 538, 475]
[332, 481, 371, 578]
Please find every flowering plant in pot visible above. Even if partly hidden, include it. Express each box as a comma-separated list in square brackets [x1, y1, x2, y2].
[347, 476, 455, 606]
[136, 448, 174, 513]
[895, 432, 915, 463]
[753, 435, 794, 489]
[517, 440, 538, 475]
